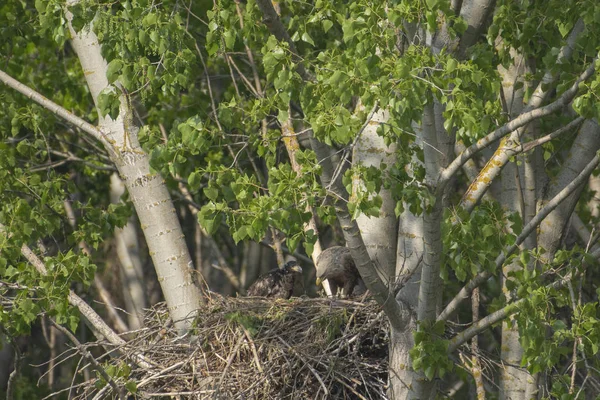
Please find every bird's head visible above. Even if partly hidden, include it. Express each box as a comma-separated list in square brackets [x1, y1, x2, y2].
[284, 260, 302, 274]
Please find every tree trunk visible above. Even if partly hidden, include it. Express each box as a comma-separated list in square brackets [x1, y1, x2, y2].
[65, 7, 203, 331]
[352, 108, 398, 283]
[109, 173, 146, 330]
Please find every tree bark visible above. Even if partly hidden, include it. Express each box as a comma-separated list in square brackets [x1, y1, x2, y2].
[352, 108, 398, 283]
[109, 173, 147, 330]
[64, 6, 203, 331]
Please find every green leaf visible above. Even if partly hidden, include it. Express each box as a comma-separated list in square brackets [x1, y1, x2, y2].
[342, 20, 354, 42]
[97, 88, 121, 119]
[424, 365, 435, 380]
[188, 171, 201, 190]
[481, 225, 494, 237]
[142, 12, 158, 27]
[125, 380, 138, 394]
[472, 71, 484, 85]
[277, 108, 289, 123]
[106, 59, 123, 84]
[426, 0, 438, 9]
[446, 58, 457, 73]
[557, 21, 572, 38]
[322, 19, 333, 33]
[301, 31, 315, 46]
[69, 313, 79, 333]
[224, 30, 236, 49]
[329, 70, 344, 86]
[139, 30, 150, 46]
[204, 186, 218, 201]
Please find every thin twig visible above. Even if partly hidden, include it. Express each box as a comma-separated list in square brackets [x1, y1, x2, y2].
[49, 319, 126, 400]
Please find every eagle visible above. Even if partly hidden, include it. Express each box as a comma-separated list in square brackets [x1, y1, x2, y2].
[316, 246, 365, 297]
[247, 260, 303, 299]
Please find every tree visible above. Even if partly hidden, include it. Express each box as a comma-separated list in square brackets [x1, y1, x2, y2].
[3, 0, 600, 398]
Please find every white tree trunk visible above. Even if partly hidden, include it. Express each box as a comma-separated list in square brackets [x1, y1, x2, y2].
[109, 173, 147, 330]
[352, 108, 398, 283]
[65, 7, 203, 331]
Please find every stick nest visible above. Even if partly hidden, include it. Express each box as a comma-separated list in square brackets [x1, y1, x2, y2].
[81, 295, 389, 399]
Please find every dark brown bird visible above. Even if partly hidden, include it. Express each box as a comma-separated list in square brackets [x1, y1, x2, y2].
[316, 246, 365, 297]
[247, 260, 303, 299]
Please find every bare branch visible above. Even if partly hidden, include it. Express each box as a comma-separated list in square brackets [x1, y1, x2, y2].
[49, 320, 126, 400]
[63, 200, 130, 334]
[520, 117, 584, 153]
[460, 116, 584, 210]
[177, 182, 243, 293]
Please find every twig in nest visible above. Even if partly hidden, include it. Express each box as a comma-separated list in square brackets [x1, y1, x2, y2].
[243, 327, 264, 374]
[334, 375, 368, 400]
[137, 360, 186, 389]
[276, 335, 329, 396]
[213, 334, 245, 398]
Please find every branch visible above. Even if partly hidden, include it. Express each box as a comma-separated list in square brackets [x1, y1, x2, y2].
[49, 319, 126, 400]
[63, 200, 130, 334]
[448, 273, 570, 353]
[438, 153, 600, 322]
[520, 116, 584, 153]
[177, 181, 242, 292]
[454, 19, 587, 210]
[280, 104, 330, 293]
[440, 52, 597, 188]
[0, 69, 114, 154]
[18, 243, 153, 369]
[459, 116, 584, 210]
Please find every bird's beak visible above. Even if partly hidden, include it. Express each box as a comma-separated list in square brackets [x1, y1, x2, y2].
[290, 265, 303, 273]
[316, 277, 322, 286]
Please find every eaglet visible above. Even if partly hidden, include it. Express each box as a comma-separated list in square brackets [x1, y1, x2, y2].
[316, 246, 365, 297]
[247, 260, 303, 299]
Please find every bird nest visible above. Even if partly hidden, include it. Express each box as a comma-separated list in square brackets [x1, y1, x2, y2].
[74, 295, 389, 399]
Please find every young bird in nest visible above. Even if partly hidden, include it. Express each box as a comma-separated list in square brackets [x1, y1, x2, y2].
[247, 260, 303, 299]
[316, 246, 366, 298]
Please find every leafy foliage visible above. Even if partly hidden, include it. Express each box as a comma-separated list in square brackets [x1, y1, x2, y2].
[410, 320, 452, 380]
[442, 203, 518, 281]
[4, 0, 600, 397]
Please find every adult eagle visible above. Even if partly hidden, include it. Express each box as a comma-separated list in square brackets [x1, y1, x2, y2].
[247, 260, 303, 299]
[316, 246, 365, 297]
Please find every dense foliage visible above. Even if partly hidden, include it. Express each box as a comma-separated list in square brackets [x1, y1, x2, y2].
[3, 0, 600, 398]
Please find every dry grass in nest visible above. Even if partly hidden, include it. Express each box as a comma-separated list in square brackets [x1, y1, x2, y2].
[76, 295, 389, 399]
